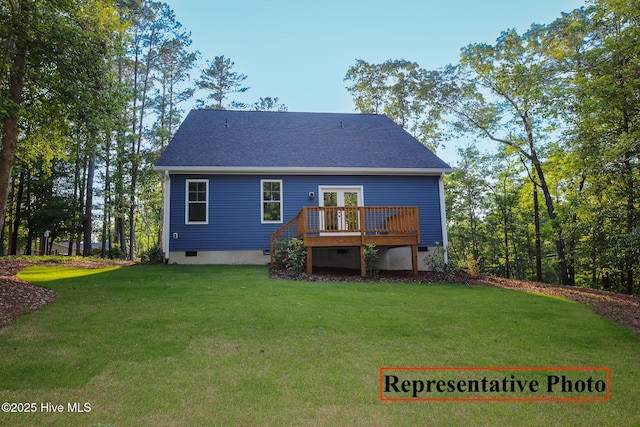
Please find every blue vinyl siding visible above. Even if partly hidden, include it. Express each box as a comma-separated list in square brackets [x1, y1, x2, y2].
[168, 174, 443, 252]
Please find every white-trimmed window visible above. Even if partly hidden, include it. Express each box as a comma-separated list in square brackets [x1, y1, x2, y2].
[186, 179, 208, 224]
[261, 179, 282, 223]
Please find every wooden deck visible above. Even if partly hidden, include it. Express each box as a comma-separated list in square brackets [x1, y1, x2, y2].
[270, 206, 420, 277]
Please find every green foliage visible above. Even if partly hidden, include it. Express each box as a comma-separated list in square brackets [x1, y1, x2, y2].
[424, 243, 457, 282]
[362, 243, 379, 278]
[284, 238, 307, 274]
[345, 1, 640, 293]
[108, 244, 125, 260]
[272, 238, 308, 274]
[140, 245, 164, 263]
[423, 243, 447, 272]
[251, 97, 288, 112]
[272, 239, 288, 270]
[344, 58, 443, 151]
[196, 55, 250, 109]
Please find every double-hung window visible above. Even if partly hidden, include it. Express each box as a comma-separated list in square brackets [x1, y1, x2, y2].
[186, 179, 208, 224]
[261, 179, 282, 223]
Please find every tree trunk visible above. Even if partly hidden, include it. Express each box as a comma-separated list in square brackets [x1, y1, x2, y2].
[24, 170, 32, 255]
[9, 170, 25, 255]
[83, 149, 96, 256]
[129, 191, 136, 261]
[76, 152, 86, 256]
[0, 40, 27, 237]
[114, 139, 128, 257]
[503, 207, 510, 279]
[101, 135, 112, 258]
[0, 223, 4, 256]
[527, 137, 571, 285]
[536, 167, 571, 286]
[623, 158, 635, 295]
[533, 183, 543, 282]
[128, 24, 157, 262]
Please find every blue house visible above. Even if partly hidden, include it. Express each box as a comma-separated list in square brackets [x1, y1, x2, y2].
[154, 110, 452, 275]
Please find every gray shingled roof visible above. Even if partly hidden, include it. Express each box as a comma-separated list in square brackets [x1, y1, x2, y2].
[155, 110, 451, 173]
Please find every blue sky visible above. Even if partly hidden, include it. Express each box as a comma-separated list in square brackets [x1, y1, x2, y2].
[164, 0, 586, 163]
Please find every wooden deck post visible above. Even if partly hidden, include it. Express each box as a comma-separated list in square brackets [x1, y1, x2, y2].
[360, 245, 366, 277]
[306, 244, 313, 275]
[411, 244, 418, 277]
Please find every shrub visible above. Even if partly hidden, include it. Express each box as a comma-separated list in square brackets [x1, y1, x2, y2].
[272, 239, 289, 269]
[423, 242, 447, 272]
[141, 245, 164, 263]
[285, 238, 307, 274]
[108, 244, 125, 260]
[363, 244, 379, 278]
[424, 242, 456, 281]
[466, 253, 482, 277]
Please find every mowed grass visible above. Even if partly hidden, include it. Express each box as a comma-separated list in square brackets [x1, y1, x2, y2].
[0, 265, 638, 426]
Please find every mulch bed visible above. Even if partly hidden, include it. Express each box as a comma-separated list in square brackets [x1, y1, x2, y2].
[1, 260, 639, 339]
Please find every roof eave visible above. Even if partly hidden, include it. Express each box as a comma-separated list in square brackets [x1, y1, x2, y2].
[153, 165, 453, 176]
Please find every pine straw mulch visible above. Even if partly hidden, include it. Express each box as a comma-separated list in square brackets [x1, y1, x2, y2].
[1, 260, 639, 339]
[270, 268, 640, 339]
[0, 258, 134, 329]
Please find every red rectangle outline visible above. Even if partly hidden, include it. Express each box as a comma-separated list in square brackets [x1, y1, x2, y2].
[379, 366, 611, 402]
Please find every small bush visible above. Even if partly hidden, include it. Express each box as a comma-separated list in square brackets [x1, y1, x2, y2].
[285, 238, 307, 274]
[108, 244, 125, 260]
[141, 245, 164, 263]
[467, 253, 482, 277]
[423, 242, 447, 272]
[272, 239, 288, 270]
[363, 244, 379, 278]
[424, 243, 455, 281]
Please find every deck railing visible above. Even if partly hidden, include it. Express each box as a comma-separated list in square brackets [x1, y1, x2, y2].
[270, 206, 419, 266]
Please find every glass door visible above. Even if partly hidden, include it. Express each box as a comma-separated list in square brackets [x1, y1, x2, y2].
[319, 187, 363, 232]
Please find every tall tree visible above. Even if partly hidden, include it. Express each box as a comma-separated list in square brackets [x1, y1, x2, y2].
[344, 59, 387, 114]
[0, 0, 124, 246]
[345, 59, 443, 151]
[423, 27, 574, 286]
[562, 1, 640, 293]
[444, 145, 490, 267]
[196, 55, 249, 110]
[148, 22, 198, 150]
[124, 0, 192, 260]
[251, 97, 288, 112]
[343, 1, 638, 293]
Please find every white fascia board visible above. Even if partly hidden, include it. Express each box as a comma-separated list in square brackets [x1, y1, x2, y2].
[438, 172, 450, 264]
[162, 171, 171, 260]
[153, 166, 454, 176]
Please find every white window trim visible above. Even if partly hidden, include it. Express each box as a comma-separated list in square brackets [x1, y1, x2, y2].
[318, 185, 364, 206]
[261, 179, 283, 224]
[185, 179, 209, 225]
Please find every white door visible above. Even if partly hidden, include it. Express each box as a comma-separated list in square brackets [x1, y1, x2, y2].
[319, 186, 363, 232]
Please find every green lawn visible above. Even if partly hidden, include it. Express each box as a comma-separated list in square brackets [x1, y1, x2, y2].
[0, 264, 638, 426]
